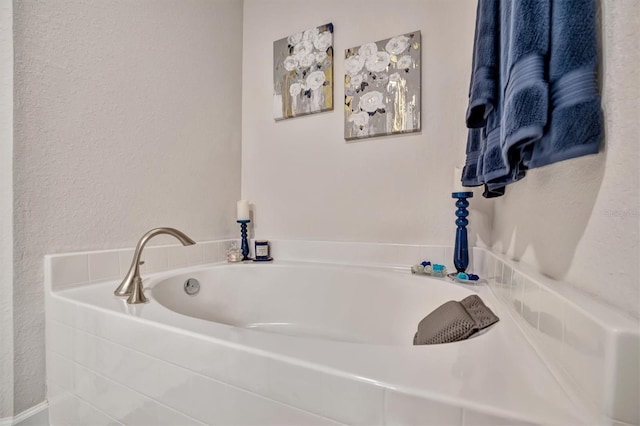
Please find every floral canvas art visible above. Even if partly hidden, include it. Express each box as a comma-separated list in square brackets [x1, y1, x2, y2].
[344, 31, 421, 140]
[273, 23, 334, 120]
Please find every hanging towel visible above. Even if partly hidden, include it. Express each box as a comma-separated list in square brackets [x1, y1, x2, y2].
[463, 0, 550, 195]
[462, 0, 499, 188]
[482, 0, 550, 195]
[528, 0, 603, 167]
[462, 0, 603, 197]
[466, 0, 499, 128]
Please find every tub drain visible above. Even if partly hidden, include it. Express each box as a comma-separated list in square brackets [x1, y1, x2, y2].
[184, 278, 200, 295]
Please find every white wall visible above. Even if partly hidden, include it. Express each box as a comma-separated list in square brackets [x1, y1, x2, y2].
[13, 0, 243, 415]
[491, 0, 640, 320]
[241, 0, 492, 247]
[0, 0, 13, 421]
[242, 0, 639, 321]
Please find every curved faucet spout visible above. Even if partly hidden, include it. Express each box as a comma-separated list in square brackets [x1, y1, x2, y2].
[114, 227, 196, 304]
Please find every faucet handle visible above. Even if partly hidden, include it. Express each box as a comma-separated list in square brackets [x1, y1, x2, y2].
[126, 276, 148, 304]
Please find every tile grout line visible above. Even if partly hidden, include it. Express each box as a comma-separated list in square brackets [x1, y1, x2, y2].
[481, 259, 598, 423]
[48, 383, 125, 426]
[63, 355, 208, 426]
[48, 319, 348, 426]
[381, 387, 388, 425]
[86, 253, 91, 284]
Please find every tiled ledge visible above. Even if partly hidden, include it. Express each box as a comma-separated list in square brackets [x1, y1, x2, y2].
[46, 239, 639, 425]
[48, 239, 466, 291]
[48, 239, 238, 291]
[480, 250, 639, 426]
[263, 239, 464, 270]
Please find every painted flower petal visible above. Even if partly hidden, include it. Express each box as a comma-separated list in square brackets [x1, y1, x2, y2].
[303, 27, 320, 43]
[350, 74, 363, 87]
[283, 56, 298, 71]
[349, 111, 370, 127]
[299, 53, 316, 68]
[365, 51, 391, 73]
[293, 40, 314, 60]
[389, 72, 401, 82]
[358, 43, 378, 59]
[313, 31, 332, 52]
[359, 90, 385, 113]
[306, 70, 326, 90]
[287, 32, 303, 46]
[385, 35, 410, 55]
[345, 55, 365, 76]
[315, 52, 328, 63]
[397, 55, 413, 69]
[289, 82, 302, 97]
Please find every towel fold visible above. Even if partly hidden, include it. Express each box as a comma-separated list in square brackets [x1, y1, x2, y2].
[466, 0, 499, 128]
[462, 0, 603, 197]
[463, 0, 498, 190]
[528, 0, 603, 167]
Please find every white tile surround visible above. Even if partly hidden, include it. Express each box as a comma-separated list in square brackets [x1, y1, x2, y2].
[45, 240, 639, 426]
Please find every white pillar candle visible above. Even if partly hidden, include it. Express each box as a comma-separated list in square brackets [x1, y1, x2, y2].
[237, 200, 250, 221]
[453, 167, 466, 193]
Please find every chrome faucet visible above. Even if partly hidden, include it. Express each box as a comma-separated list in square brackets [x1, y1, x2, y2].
[115, 227, 196, 304]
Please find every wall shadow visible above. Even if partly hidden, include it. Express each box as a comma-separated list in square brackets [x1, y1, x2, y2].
[493, 148, 606, 280]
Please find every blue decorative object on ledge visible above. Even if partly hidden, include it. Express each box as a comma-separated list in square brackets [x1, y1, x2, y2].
[457, 272, 469, 280]
[452, 191, 473, 273]
[237, 220, 251, 261]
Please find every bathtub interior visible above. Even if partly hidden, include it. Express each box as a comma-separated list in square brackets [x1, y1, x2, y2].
[149, 263, 481, 346]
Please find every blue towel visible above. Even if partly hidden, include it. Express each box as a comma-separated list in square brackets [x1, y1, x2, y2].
[463, 0, 495, 188]
[463, 0, 499, 190]
[528, 0, 602, 167]
[466, 0, 499, 129]
[463, 0, 549, 194]
[462, 0, 603, 197]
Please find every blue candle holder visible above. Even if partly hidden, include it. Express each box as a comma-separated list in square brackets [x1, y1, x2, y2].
[237, 220, 251, 261]
[452, 192, 473, 273]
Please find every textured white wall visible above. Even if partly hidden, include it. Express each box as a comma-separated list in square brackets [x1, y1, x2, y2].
[13, 0, 243, 414]
[0, 0, 13, 420]
[491, 0, 640, 319]
[241, 0, 492, 247]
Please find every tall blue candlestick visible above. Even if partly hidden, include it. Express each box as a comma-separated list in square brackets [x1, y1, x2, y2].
[237, 220, 251, 261]
[452, 192, 473, 273]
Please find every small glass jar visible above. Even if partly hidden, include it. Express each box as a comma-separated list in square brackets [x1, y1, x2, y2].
[226, 246, 243, 263]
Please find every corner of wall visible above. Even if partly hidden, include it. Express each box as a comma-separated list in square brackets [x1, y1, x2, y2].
[0, 0, 14, 419]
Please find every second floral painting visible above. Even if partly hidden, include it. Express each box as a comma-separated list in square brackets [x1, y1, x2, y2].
[344, 31, 421, 140]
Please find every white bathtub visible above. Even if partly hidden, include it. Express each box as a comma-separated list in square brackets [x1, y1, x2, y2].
[152, 263, 477, 345]
[46, 260, 587, 425]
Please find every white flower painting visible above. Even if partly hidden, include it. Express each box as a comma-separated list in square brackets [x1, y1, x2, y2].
[274, 23, 333, 120]
[345, 31, 421, 140]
